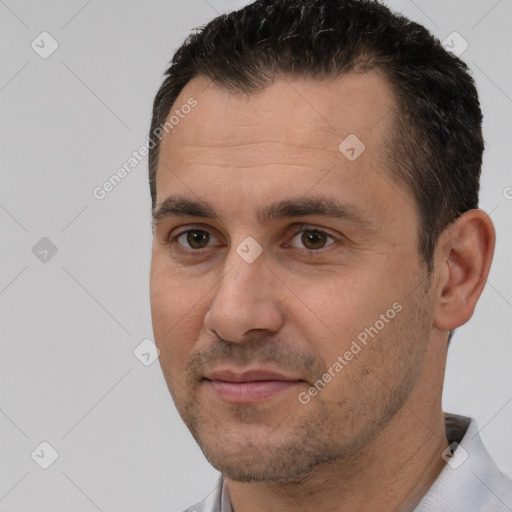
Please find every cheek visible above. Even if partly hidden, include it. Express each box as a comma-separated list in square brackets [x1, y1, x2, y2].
[150, 261, 207, 323]
[150, 271, 190, 358]
[292, 272, 382, 336]
[150, 268, 181, 336]
[288, 266, 409, 374]
[150, 264, 214, 366]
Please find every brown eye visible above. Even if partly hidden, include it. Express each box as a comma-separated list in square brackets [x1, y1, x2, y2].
[302, 230, 328, 249]
[290, 229, 335, 250]
[177, 230, 213, 249]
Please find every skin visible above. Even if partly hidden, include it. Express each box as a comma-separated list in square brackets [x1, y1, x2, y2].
[149, 72, 495, 511]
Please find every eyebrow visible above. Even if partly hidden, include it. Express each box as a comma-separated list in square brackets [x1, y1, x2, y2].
[152, 194, 374, 228]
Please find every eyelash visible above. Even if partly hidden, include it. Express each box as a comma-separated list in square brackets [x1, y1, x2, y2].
[168, 225, 338, 254]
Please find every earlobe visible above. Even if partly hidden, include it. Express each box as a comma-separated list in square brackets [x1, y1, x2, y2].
[432, 209, 495, 332]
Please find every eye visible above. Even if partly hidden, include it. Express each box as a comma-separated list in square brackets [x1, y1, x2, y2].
[173, 229, 220, 250]
[288, 228, 336, 250]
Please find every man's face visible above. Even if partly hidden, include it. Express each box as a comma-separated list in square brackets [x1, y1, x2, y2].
[150, 73, 436, 482]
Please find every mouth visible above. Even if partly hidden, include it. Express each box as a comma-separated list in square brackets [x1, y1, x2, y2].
[203, 368, 303, 404]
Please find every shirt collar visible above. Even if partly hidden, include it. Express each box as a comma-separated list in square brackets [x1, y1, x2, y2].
[415, 412, 512, 510]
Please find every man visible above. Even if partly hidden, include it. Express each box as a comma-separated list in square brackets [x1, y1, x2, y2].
[148, 0, 512, 510]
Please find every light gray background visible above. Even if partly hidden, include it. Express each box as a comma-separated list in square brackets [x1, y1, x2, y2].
[0, 0, 511, 510]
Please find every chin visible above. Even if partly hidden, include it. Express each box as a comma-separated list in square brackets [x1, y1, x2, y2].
[197, 434, 341, 484]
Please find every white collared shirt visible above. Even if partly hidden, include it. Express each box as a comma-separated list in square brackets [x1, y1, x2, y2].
[183, 413, 512, 511]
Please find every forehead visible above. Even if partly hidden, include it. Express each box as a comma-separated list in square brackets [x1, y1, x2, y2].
[154, 72, 413, 231]
[160, 72, 396, 168]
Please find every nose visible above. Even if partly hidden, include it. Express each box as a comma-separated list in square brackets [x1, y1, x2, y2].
[204, 245, 285, 343]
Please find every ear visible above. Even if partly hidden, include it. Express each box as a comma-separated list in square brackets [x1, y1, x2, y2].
[432, 209, 495, 331]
